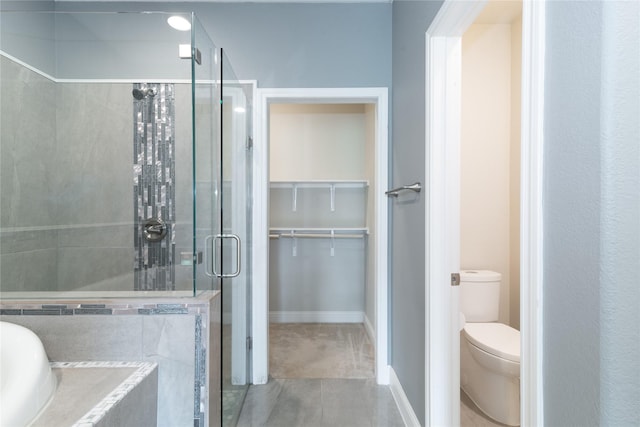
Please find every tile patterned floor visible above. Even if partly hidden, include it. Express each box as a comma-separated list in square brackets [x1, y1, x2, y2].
[269, 323, 375, 379]
[238, 323, 402, 426]
[460, 390, 510, 427]
[237, 378, 405, 427]
[237, 323, 507, 427]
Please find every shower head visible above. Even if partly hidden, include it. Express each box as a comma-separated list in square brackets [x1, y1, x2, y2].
[132, 87, 156, 100]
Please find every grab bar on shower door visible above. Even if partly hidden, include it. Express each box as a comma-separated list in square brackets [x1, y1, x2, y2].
[385, 182, 422, 197]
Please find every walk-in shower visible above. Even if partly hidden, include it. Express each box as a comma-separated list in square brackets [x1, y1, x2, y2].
[0, 10, 252, 427]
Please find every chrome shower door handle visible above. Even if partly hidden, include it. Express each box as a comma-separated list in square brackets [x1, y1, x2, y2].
[214, 234, 241, 278]
[205, 234, 242, 278]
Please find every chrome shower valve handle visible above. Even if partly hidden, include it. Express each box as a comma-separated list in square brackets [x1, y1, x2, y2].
[142, 218, 168, 242]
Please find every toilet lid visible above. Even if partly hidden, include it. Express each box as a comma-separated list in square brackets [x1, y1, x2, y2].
[463, 323, 520, 362]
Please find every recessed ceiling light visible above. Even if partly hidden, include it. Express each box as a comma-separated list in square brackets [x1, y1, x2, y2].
[167, 16, 191, 32]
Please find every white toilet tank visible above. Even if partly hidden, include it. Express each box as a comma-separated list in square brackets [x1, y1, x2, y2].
[460, 270, 501, 322]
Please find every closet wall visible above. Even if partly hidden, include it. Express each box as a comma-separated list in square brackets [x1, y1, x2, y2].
[269, 103, 376, 328]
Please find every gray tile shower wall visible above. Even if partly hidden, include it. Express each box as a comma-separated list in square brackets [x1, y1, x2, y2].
[0, 56, 58, 292]
[0, 291, 221, 427]
[1, 56, 196, 294]
[54, 81, 132, 291]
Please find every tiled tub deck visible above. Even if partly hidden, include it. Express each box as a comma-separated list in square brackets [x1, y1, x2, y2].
[33, 361, 158, 427]
[0, 291, 221, 427]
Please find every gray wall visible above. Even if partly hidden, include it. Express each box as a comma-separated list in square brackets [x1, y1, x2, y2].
[269, 238, 366, 314]
[391, 1, 443, 425]
[544, 1, 640, 425]
[54, 1, 392, 89]
[0, 2, 55, 75]
[597, 2, 640, 423]
[269, 187, 367, 315]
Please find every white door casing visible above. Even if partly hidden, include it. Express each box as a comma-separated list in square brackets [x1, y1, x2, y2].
[425, 1, 545, 426]
[252, 87, 390, 385]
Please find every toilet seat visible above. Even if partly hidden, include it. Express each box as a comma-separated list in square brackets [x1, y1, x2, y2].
[463, 323, 520, 363]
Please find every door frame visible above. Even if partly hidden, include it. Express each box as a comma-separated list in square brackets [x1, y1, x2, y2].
[425, 1, 545, 425]
[252, 87, 390, 385]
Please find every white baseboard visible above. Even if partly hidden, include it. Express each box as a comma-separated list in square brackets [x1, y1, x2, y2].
[269, 311, 364, 323]
[389, 367, 421, 427]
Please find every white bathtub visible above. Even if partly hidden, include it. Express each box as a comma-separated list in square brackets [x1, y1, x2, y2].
[0, 321, 57, 426]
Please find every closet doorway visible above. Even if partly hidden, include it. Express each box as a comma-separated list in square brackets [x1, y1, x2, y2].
[252, 88, 389, 386]
[269, 103, 373, 379]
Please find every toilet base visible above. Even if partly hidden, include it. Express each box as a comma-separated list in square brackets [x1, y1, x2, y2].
[461, 334, 520, 426]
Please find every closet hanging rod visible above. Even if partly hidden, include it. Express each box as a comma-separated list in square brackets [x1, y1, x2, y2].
[385, 182, 422, 197]
[270, 227, 368, 232]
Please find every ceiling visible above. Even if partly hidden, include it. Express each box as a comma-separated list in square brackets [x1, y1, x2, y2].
[53, 0, 393, 3]
[51, 0, 521, 18]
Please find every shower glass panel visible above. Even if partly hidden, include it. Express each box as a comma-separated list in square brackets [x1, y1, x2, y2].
[220, 49, 252, 426]
[192, 15, 221, 296]
[0, 11, 222, 297]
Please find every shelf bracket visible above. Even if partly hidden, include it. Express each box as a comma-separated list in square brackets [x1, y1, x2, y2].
[291, 230, 297, 257]
[330, 229, 335, 256]
[292, 184, 298, 212]
[330, 184, 336, 212]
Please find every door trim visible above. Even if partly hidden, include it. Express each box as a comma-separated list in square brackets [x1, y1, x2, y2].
[252, 87, 390, 385]
[425, 0, 545, 425]
[519, 2, 546, 424]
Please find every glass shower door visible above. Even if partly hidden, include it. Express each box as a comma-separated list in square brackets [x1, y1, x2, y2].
[220, 49, 252, 426]
[193, 16, 221, 297]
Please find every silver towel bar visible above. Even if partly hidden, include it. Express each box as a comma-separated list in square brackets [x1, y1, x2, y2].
[385, 182, 422, 197]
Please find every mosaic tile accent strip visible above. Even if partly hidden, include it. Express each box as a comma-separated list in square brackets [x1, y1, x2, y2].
[0, 301, 209, 316]
[49, 361, 158, 427]
[194, 314, 206, 427]
[133, 83, 176, 291]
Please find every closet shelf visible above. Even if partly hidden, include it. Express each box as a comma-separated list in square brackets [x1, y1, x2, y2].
[269, 180, 369, 189]
[270, 180, 368, 212]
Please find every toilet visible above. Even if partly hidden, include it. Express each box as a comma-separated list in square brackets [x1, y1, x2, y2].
[460, 270, 520, 426]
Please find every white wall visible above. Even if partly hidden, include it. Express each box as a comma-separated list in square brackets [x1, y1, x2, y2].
[461, 19, 521, 328]
[269, 103, 366, 181]
[509, 16, 522, 330]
